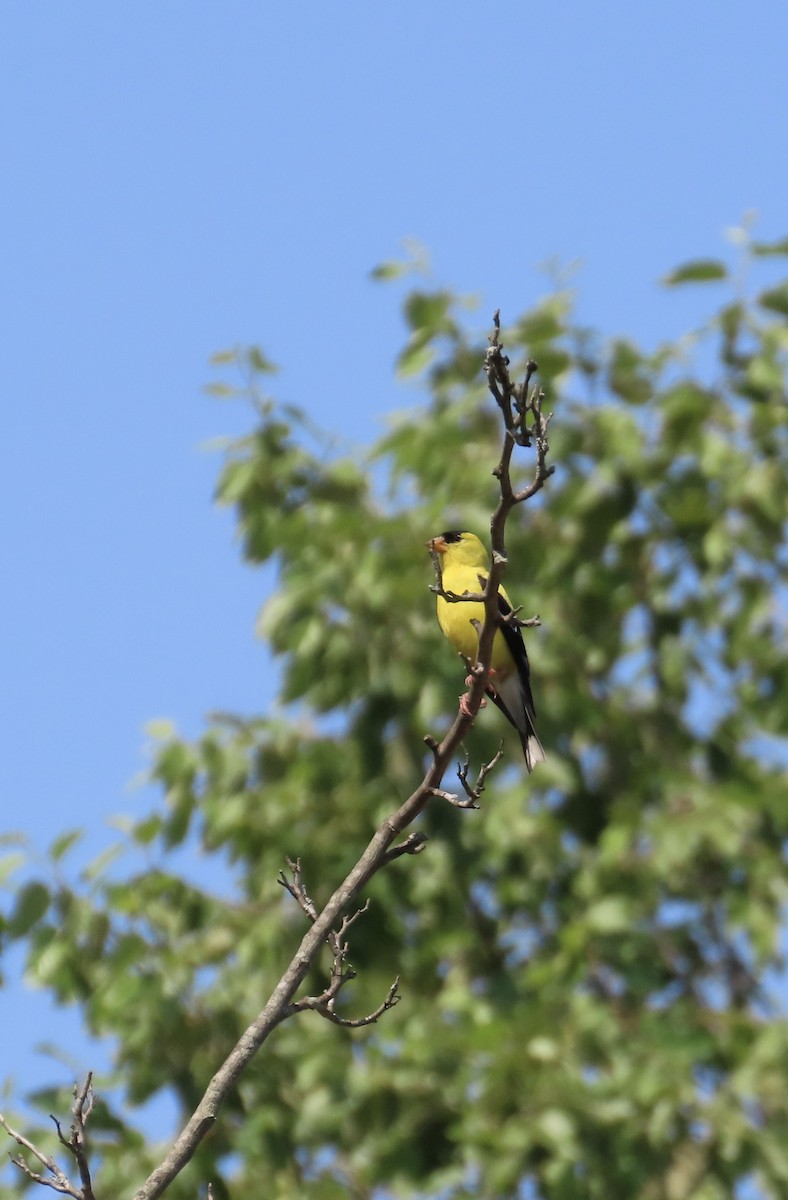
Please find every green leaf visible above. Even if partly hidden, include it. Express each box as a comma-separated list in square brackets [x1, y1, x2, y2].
[144, 717, 177, 741]
[0, 849, 25, 884]
[403, 290, 451, 333]
[607, 339, 652, 404]
[370, 241, 428, 281]
[751, 237, 788, 257]
[397, 340, 435, 378]
[209, 347, 238, 365]
[49, 829, 83, 863]
[8, 881, 50, 935]
[203, 381, 244, 399]
[83, 843, 124, 881]
[247, 346, 278, 374]
[370, 260, 410, 281]
[757, 282, 788, 316]
[662, 258, 728, 285]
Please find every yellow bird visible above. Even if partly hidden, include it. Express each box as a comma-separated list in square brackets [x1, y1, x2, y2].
[427, 531, 545, 773]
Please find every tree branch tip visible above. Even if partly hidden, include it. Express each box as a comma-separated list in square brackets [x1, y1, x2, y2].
[50, 1116, 68, 1149]
[339, 897, 372, 935]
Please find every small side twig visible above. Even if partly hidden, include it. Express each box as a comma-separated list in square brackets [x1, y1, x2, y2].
[277, 857, 319, 923]
[457, 742, 506, 806]
[501, 608, 541, 630]
[428, 785, 467, 808]
[382, 831, 429, 863]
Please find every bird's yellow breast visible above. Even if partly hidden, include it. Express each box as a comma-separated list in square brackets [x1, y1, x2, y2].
[436, 562, 514, 675]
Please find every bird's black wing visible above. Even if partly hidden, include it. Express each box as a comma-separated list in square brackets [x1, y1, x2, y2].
[496, 591, 538, 720]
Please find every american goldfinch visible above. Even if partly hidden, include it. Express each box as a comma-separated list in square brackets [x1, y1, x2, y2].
[427, 531, 545, 773]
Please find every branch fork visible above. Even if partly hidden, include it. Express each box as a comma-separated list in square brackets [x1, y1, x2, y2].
[278, 859, 401, 1028]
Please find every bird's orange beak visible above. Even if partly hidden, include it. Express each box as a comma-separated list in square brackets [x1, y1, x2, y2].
[426, 535, 448, 554]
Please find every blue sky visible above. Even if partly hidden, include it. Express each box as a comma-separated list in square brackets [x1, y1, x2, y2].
[1, 0, 787, 1159]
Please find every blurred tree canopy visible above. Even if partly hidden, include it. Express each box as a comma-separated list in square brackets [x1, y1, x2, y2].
[2, 233, 788, 1200]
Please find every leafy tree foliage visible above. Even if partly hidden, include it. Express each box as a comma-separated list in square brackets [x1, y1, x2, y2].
[3, 234, 788, 1199]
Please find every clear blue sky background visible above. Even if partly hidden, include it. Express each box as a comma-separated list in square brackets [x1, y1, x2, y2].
[1, 0, 786, 1163]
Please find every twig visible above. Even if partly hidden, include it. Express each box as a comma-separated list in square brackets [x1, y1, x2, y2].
[428, 785, 469, 808]
[457, 742, 506, 806]
[501, 608, 541, 630]
[277, 857, 319, 923]
[382, 831, 429, 863]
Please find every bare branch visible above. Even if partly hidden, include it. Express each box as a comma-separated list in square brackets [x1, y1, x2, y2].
[0, 1107, 83, 1199]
